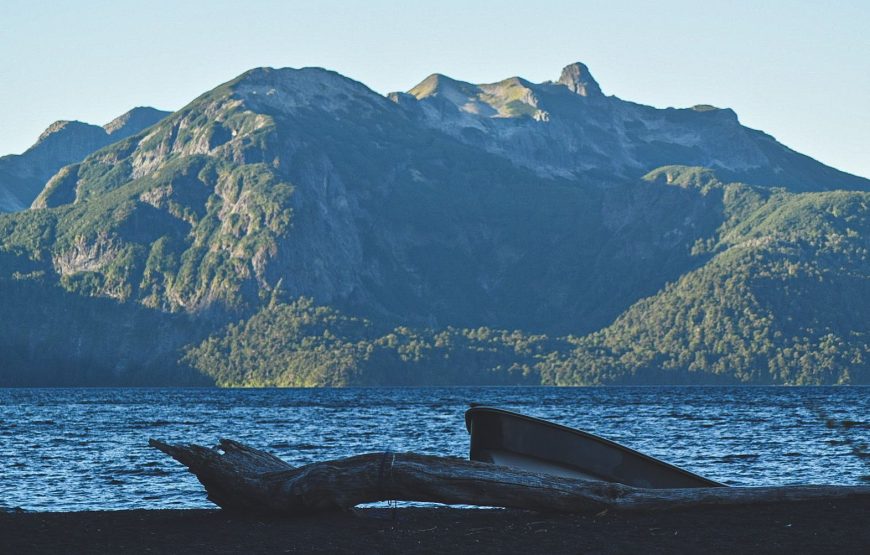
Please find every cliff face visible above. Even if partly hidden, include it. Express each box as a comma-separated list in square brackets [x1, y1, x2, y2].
[0, 107, 170, 212]
[0, 63, 867, 385]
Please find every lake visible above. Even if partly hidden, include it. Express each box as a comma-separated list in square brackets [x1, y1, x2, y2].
[1, 386, 867, 511]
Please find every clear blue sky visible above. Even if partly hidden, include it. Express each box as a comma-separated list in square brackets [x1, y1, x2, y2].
[1, 0, 868, 178]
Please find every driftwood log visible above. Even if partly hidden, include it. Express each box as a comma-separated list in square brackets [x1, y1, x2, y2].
[149, 438, 870, 515]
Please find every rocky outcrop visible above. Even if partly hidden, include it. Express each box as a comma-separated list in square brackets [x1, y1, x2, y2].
[557, 62, 602, 97]
[393, 62, 869, 191]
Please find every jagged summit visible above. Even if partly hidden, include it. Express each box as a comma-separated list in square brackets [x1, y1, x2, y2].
[557, 62, 602, 97]
[388, 61, 867, 189]
[397, 62, 607, 128]
[404, 62, 603, 105]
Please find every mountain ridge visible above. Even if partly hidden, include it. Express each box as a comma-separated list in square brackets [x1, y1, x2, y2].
[393, 62, 868, 191]
[0, 62, 867, 386]
[0, 107, 171, 212]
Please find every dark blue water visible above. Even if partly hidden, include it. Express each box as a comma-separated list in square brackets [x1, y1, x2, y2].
[1, 387, 868, 511]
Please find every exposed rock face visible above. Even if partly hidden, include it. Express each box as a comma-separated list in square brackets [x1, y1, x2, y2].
[0, 107, 170, 212]
[394, 63, 868, 191]
[557, 62, 602, 97]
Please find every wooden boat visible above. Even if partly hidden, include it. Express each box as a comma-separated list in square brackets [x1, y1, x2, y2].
[465, 405, 725, 489]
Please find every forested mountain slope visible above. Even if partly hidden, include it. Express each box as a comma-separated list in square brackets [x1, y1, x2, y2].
[0, 64, 867, 385]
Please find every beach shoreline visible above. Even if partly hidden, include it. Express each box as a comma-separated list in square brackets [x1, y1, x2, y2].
[2, 498, 868, 554]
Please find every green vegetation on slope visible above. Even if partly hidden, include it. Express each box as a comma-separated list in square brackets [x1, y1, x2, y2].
[543, 190, 870, 385]
[184, 187, 870, 386]
[0, 251, 210, 386]
[184, 297, 557, 386]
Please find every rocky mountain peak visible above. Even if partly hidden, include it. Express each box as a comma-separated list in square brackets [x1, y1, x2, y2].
[103, 106, 169, 137]
[35, 120, 103, 146]
[408, 73, 477, 100]
[37, 120, 73, 140]
[557, 62, 602, 97]
[1, 108, 173, 213]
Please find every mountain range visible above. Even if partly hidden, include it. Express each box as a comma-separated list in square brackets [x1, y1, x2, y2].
[0, 107, 170, 212]
[1, 62, 867, 386]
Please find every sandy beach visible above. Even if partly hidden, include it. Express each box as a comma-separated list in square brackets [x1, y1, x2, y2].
[2, 497, 868, 554]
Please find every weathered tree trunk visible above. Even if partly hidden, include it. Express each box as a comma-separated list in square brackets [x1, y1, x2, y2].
[149, 439, 870, 515]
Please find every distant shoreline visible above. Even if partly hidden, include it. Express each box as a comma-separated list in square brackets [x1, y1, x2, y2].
[3, 500, 868, 554]
[2, 384, 868, 389]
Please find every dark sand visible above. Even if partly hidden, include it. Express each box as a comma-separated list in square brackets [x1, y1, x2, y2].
[2, 498, 868, 554]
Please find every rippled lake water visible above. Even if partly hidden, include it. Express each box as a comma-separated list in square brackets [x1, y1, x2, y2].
[1, 387, 868, 511]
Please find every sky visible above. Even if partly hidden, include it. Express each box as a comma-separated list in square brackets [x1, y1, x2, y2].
[1, 0, 868, 178]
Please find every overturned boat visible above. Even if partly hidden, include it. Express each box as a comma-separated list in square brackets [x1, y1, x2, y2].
[466, 405, 725, 489]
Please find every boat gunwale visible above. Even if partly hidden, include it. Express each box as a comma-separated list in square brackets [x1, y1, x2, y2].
[465, 405, 726, 487]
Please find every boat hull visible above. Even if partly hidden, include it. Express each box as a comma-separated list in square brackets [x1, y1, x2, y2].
[465, 406, 724, 489]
